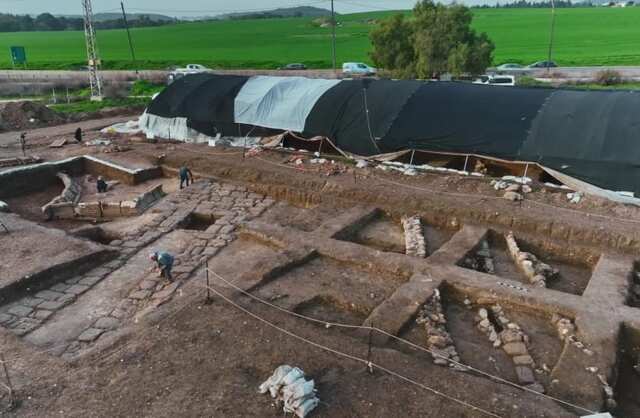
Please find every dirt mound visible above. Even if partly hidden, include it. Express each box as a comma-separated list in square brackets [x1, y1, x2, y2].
[0, 101, 66, 132]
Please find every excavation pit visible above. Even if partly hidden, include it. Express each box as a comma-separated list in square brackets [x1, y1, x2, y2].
[252, 254, 405, 318]
[180, 213, 216, 231]
[614, 325, 640, 417]
[339, 210, 457, 256]
[459, 229, 598, 295]
[294, 295, 367, 329]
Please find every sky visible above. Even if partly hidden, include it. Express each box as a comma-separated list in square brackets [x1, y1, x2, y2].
[0, 0, 430, 17]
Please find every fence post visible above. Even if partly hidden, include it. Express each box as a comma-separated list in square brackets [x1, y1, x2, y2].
[0, 352, 14, 407]
[205, 260, 212, 304]
[366, 322, 374, 374]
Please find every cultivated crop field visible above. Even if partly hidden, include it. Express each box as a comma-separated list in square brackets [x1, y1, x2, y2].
[1, 7, 640, 69]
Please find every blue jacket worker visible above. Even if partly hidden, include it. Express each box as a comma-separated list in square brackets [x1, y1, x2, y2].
[179, 165, 194, 189]
[150, 251, 174, 282]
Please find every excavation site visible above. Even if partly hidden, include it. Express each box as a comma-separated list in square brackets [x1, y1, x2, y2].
[0, 75, 639, 418]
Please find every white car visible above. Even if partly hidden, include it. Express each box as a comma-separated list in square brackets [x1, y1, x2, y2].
[473, 75, 515, 86]
[342, 62, 377, 76]
[168, 64, 212, 84]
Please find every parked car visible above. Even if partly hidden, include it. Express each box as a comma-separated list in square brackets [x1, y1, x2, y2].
[528, 61, 558, 69]
[167, 64, 211, 84]
[472, 75, 516, 86]
[342, 62, 377, 76]
[496, 63, 527, 72]
[280, 63, 307, 70]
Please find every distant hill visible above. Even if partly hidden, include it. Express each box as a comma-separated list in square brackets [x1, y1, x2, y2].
[218, 6, 333, 20]
[58, 13, 175, 22]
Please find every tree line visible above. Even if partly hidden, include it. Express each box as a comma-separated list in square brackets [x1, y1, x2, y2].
[0, 13, 174, 33]
[473, 0, 596, 8]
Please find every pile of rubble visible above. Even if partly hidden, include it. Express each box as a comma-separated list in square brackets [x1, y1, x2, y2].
[401, 215, 426, 258]
[474, 304, 544, 392]
[596, 373, 617, 411]
[0, 101, 66, 132]
[505, 232, 558, 288]
[492, 177, 533, 202]
[416, 289, 463, 369]
[259, 365, 319, 418]
[461, 239, 494, 274]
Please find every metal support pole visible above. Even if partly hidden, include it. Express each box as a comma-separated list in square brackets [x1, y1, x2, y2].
[409, 149, 416, 167]
[546, 0, 556, 74]
[318, 138, 324, 155]
[121, 1, 138, 75]
[331, 0, 337, 72]
[522, 163, 530, 182]
[463, 154, 470, 173]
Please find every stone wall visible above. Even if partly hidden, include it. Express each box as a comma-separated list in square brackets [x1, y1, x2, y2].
[75, 184, 165, 219]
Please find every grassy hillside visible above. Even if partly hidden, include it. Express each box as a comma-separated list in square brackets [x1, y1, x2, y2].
[1, 8, 639, 69]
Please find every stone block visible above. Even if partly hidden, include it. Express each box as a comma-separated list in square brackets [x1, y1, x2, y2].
[513, 355, 534, 366]
[139, 280, 157, 290]
[515, 366, 535, 384]
[0, 313, 15, 325]
[79, 276, 104, 286]
[77, 327, 104, 343]
[50, 283, 71, 293]
[11, 317, 40, 336]
[39, 300, 66, 311]
[66, 284, 90, 296]
[21, 297, 45, 307]
[500, 330, 523, 344]
[503, 342, 528, 357]
[35, 290, 64, 301]
[8, 305, 33, 317]
[94, 317, 119, 330]
[33, 309, 54, 320]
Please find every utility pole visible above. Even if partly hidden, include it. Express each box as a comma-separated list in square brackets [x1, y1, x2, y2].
[120, 1, 138, 75]
[82, 0, 103, 101]
[331, 0, 337, 72]
[546, 0, 556, 74]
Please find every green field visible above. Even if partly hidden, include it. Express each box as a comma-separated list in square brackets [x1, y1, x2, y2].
[1, 8, 640, 69]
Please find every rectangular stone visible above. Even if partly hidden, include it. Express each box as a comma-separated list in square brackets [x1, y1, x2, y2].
[35, 290, 64, 301]
[77, 327, 104, 342]
[79, 276, 103, 286]
[21, 297, 45, 308]
[32, 309, 54, 320]
[38, 300, 66, 311]
[8, 305, 33, 317]
[515, 366, 536, 384]
[139, 280, 157, 290]
[503, 342, 528, 357]
[513, 355, 534, 366]
[66, 284, 90, 296]
[65, 276, 83, 285]
[50, 283, 71, 293]
[0, 313, 15, 325]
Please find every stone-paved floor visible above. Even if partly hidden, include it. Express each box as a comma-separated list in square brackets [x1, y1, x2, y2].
[0, 180, 273, 358]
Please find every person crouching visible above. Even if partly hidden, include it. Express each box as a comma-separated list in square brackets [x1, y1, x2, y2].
[150, 251, 174, 282]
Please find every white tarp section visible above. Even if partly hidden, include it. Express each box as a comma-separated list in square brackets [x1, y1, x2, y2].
[542, 166, 640, 206]
[139, 112, 211, 144]
[234, 76, 340, 132]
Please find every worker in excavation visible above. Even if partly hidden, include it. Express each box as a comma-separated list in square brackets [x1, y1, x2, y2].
[18, 132, 26, 157]
[96, 176, 108, 193]
[179, 164, 194, 189]
[74, 127, 83, 143]
[150, 251, 174, 282]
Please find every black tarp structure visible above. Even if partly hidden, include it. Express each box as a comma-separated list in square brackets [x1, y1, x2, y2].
[144, 74, 640, 197]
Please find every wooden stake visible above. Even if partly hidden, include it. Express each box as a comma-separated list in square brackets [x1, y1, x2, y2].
[205, 260, 212, 304]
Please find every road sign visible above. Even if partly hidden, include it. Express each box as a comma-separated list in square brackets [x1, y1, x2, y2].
[10, 46, 26, 65]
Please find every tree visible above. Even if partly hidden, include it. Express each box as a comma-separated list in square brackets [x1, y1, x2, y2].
[369, 14, 416, 78]
[369, 0, 495, 78]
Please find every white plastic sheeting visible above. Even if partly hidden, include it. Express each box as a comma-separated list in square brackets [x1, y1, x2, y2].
[234, 76, 340, 132]
[259, 365, 320, 418]
[139, 112, 211, 144]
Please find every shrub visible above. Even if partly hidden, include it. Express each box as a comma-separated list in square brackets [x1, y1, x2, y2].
[595, 69, 623, 86]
